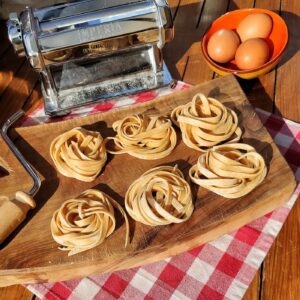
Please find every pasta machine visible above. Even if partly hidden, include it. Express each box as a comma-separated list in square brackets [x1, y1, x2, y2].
[7, 0, 174, 116]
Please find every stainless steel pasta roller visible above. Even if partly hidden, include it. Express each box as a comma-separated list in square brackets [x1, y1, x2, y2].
[7, 0, 174, 116]
[0, 110, 41, 244]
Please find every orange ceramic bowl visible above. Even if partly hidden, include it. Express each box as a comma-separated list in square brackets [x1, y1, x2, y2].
[201, 8, 288, 79]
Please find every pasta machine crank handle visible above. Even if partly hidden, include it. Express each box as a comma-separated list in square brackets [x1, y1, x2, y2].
[0, 110, 41, 244]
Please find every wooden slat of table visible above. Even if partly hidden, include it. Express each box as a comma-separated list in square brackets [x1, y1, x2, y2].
[0, 60, 37, 125]
[0, 284, 35, 300]
[183, 0, 229, 84]
[262, 196, 300, 299]
[275, 0, 300, 122]
[0, 0, 299, 298]
[167, 0, 181, 18]
[243, 271, 261, 300]
[229, 0, 255, 10]
[0, 47, 25, 97]
[164, 0, 206, 79]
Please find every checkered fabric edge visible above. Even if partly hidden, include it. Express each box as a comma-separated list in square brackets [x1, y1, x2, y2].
[24, 83, 300, 300]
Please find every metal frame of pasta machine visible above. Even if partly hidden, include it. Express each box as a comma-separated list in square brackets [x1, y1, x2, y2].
[7, 0, 174, 116]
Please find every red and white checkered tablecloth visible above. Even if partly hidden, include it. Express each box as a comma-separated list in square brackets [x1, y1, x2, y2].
[22, 82, 300, 300]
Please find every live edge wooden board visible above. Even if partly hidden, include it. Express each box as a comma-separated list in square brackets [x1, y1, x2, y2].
[0, 75, 296, 286]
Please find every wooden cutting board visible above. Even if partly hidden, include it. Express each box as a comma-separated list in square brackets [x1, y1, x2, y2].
[0, 74, 296, 286]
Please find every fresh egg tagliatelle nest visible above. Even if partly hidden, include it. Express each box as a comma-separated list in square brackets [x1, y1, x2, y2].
[51, 189, 129, 256]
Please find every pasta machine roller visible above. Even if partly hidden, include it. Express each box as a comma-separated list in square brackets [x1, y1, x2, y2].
[7, 0, 174, 116]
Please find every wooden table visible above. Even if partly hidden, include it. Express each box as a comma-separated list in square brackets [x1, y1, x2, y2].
[0, 0, 299, 299]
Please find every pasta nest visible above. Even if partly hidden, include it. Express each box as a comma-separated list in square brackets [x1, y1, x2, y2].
[105, 114, 177, 160]
[51, 189, 129, 256]
[50, 127, 107, 182]
[125, 165, 194, 226]
[189, 143, 267, 198]
[171, 93, 242, 151]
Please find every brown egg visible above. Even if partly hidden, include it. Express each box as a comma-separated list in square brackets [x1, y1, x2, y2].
[235, 38, 270, 70]
[237, 13, 273, 42]
[207, 29, 240, 63]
